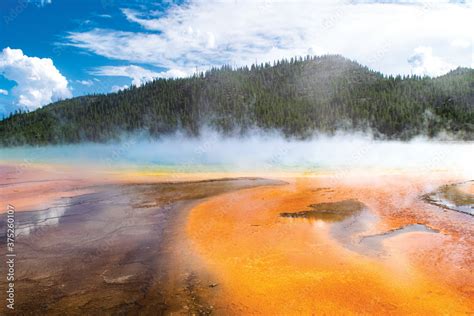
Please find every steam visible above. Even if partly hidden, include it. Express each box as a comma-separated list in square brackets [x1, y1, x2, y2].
[1, 131, 472, 178]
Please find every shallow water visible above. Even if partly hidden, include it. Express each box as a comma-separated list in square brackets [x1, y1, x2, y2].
[1, 162, 473, 314]
[279, 199, 441, 257]
[280, 198, 365, 222]
[423, 181, 474, 216]
[0, 177, 281, 314]
[358, 223, 441, 255]
[187, 175, 474, 314]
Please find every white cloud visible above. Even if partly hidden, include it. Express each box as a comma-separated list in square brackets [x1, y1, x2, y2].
[121, 8, 162, 31]
[450, 38, 471, 49]
[91, 65, 189, 86]
[0, 47, 72, 110]
[92, 65, 158, 86]
[158, 68, 190, 78]
[408, 46, 455, 76]
[111, 85, 129, 93]
[28, 0, 52, 7]
[66, 0, 473, 76]
[76, 79, 94, 86]
[0, 89, 8, 95]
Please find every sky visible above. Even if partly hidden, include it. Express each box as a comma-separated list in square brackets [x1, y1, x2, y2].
[0, 0, 472, 117]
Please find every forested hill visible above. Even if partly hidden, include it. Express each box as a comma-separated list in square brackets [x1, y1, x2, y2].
[0, 55, 473, 146]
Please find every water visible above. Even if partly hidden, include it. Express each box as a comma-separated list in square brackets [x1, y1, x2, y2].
[423, 181, 474, 216]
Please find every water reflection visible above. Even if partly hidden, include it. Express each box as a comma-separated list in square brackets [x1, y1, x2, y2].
[358, 223, 440, 255]
[280, 199, 366, 222]
[278, 198, 443, 257]
[15, 203, 68, 237]
[423, 181, 474, 216]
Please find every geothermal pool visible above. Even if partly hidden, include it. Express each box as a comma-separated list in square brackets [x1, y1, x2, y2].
[0, 137, 473, 314]
[187, 174, 473, 314]
[0, 162, 472, 314]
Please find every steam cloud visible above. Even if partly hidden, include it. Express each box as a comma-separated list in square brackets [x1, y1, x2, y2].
[1, 131, 472, 179]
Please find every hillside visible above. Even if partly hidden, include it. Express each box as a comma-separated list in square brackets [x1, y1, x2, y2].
[0, 55, 473, 145]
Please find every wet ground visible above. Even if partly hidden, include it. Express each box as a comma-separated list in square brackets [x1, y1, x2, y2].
[187, 175, 474, 314]
[422, 180, 474, 216]
[1, 164, 473, 314]
[0, 171, 281, 315]
[280, 199, 366, 221]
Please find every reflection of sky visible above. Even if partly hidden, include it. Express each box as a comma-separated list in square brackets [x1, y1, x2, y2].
[430, 193, 474, 216]
[313, 220, 327, 229]
[329, 209, 379, 255]
[16, 204, 67, 237]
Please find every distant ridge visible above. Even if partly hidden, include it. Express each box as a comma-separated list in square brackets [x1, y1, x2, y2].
[0, 55, 473, 145]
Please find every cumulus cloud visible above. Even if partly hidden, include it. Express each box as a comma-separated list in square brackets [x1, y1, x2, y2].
[66, 0, 472, 76]
[91, 65, 189, 86]
[0, 89, 8, 95]
[450, 38, 471, 49]
[0, 47, 72, 110]
[407, 46, 455, 76]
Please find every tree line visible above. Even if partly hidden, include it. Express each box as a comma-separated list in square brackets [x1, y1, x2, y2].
[0, 55, 473, 146]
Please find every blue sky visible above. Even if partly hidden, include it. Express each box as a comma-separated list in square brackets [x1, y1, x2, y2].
[0, 0, 176, 116]
[0, 0, 472, 117]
